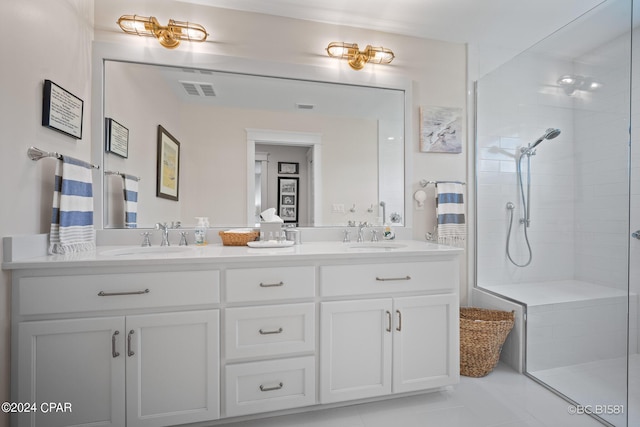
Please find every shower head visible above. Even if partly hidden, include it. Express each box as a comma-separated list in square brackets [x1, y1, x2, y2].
[529, 128, 561, 150]
[521, 128, 561, 156]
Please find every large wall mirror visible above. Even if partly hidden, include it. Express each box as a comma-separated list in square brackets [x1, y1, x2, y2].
[97, 51, 407, 229]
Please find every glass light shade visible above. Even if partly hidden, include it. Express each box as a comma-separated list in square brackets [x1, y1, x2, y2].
[366, 46, 395, 64]
[327, 42, 359, 59]
[117, 15, 156, 37]
[168, 20, 208, 42]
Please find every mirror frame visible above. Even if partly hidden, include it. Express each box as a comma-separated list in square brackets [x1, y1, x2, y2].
[91, 42, 413, 231]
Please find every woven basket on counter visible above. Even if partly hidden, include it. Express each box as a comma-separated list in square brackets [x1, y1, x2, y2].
[460, 307, 515, 378]
[218, 230, 259, 246]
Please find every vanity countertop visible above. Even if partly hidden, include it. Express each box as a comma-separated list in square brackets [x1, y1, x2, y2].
[2, 240, 462, 270]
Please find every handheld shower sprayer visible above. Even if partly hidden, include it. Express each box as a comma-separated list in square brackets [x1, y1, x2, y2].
[521, 128, 561, 155]
[506, 127, 562, 267]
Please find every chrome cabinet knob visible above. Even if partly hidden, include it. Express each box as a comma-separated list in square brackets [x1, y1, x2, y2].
[632, 230, 640, 240]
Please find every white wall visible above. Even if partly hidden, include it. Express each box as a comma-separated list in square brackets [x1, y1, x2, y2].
[0, 1, 95, 425]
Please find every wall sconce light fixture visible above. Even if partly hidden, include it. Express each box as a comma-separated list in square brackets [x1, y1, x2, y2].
[557, 74, 603, 95]
[117, 15, 208, 49]
[326, 42, 394, 70]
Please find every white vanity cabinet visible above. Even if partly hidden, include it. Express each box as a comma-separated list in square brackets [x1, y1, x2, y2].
[6, 240, 462, 427]
[12, 268, 221, 427]
[319, 260, 459, 404]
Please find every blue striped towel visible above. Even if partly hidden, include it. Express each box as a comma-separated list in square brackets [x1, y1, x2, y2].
[49, 156, 96, 254]
[436, 182, 466, 247]
[123, 174, 139, 228]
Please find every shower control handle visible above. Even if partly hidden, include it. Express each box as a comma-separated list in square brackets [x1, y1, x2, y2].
[632, 230, 640, 240]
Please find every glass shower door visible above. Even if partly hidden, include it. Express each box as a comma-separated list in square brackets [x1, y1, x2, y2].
[474, 1, 633, 425]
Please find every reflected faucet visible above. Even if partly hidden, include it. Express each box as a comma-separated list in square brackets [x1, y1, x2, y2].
[379, 201, 386, 224]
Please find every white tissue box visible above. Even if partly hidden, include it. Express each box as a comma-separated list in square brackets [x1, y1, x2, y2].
[260, 222, 282, 239]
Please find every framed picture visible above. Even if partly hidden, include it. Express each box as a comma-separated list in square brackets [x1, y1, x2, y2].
[105, 118, 129, 158]
[156, 125, 180, 201]
[278, 161, 299, 174]
[419, 106, 463, 153]
[278, 177, 299, 223]
[42, 79, 84, 139]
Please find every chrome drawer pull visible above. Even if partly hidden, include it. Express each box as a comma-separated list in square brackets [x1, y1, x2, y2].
[112, 331, 120, 358]
[386, 311, 392, 332]
[127, 330, 135, 357]
[259, 327, 283, 335]
[259, 382, 283, 392]
[259, 281, 284, 288]
[98, 289, 150, 297]
[375, 276, 411, 282]
[396, 310, 402, 332]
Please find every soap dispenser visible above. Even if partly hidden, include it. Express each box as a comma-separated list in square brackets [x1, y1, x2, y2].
[194, 217, 209, 246]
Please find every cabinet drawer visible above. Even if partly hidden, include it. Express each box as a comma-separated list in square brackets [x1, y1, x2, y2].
[224, 356, 316, 417]
[18, 271, 220, 315]
[225, 266, 315, 303]
[225, 303, 315, 359]
[320, 260, 458, 297]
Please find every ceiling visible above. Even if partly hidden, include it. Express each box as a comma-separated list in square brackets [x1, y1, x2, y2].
[176, 0, 607, 52]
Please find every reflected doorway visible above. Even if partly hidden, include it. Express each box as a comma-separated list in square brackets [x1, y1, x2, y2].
[246, 129, 321, 227]
[255, 144, 314, 226]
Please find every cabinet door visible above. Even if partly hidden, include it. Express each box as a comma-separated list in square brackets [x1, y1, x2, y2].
[17, 317, 126, 427]
[392, 294, 459, 393]
[126, 310, 220, 427]
[320, 299, 392, 403]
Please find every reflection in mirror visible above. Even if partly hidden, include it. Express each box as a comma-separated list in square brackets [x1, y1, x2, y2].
[103, 60, 404, 229]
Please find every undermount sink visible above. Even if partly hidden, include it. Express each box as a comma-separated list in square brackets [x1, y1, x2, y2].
[347, 242, 407, 250]
[100, 246, 196, 257]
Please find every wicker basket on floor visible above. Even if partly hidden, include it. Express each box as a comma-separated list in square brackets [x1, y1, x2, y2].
[460, 307, 515, 378]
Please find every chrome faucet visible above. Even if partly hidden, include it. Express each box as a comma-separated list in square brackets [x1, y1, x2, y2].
[155, 223, 170, 246]
[155, 221, 181, 246]
[357, 222, 367, 243]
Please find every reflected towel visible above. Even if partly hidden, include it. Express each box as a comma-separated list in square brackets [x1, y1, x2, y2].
[123, 174, 139, 228]
[49, 156, 96, 254]
[436, 182, 466, 247]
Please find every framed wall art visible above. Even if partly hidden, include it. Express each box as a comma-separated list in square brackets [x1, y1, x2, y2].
[278, 177, 299, 223]
[278, 161, 299, 174]
[42, 79, 84, 139]
[156, 125, 180, 201]
[105, 118, 129, 158]
[419, 105, 463, 153]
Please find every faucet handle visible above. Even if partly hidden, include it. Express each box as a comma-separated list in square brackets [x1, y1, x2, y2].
[179, 231, 189, 246]
[370, 229, 379, 242]
[343, 229, 351, 243]
[140, 232, 152, 247]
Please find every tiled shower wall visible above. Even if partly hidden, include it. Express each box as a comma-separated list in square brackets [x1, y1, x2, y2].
[476, 51, 577, 287]
[476, 9, 631, 292]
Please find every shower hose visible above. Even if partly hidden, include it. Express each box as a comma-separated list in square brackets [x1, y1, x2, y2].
[506, 153, 533, 267]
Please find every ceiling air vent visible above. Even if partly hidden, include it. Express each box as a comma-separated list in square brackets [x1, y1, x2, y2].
[296, 103, 315, 110]
[180, 81, 216, 97]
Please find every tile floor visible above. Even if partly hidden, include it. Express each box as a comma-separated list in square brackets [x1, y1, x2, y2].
[533, 354, 638, 426]
[217, 363, 608, 427]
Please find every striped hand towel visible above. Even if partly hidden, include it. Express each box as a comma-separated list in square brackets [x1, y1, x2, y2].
[123, 174, 139, 228]
[436, 182, 466, 247]
[49, 156, 96, 254]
